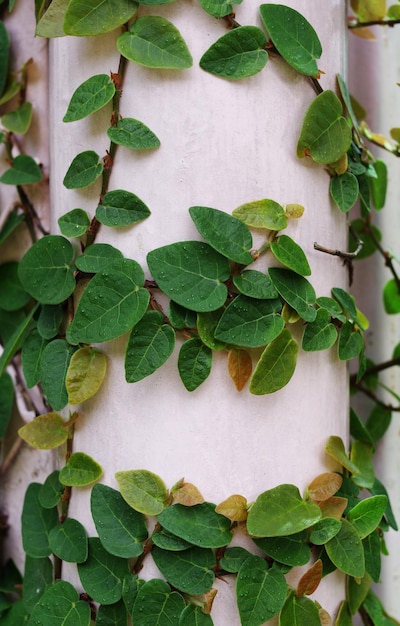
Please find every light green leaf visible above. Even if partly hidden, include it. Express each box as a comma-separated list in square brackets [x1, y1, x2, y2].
[0, 154, 42, 185]
[197, 310, 227, 350]
[63, 74, 115, 122]
[350, 440, 375, 489]
[260, 4, 321, 76]
[200, 26, 268, 80]
[0, 372, 14, 439]
[131, 579, 185, 624]
[63, 150, 103, 189]
[269, 268, 316, 322]
[35, 0, 68, 38]
[0, 261, 30, 311]
[28, 579, 91, 625]
[347, 495, 387, 539]
[63, 0, 138, 36]
[237, 557, 287, 625]
[91, 484, 148, 558]
[270, 234, 311, 276]
[115, 469, 168, 515]
[215, 295, 283, 347]
[40, 339, 76, 410]
[179, 604, 214, 626]
[199, 0, 242, 18]
[21, 483, 58, 558]
[330, 172, 359, 213]
[58, 208, 90, 237]
[117, 16, 193, 69]
[325, 436, 360, 474]
[0, 75, 21, 107]
[297, 90, 352, 164]
[21, 329, 49, 388]
[383, 278, 400, 314]
[96, 189, 151, 227]
[157, 502, 232, 548]
[302, 308, 338, 351]
[189, 205, 253, 264]
[325, 519, 365, 577]
[66, 347, 107, 404]
[247, 484, 321, 537]
[279, 591, 322, 626]
[232, 198, 287, 230]
[77, 538, 129, 605]
[255, 531, 310, 566]
[178, 338, 212, 391]
[74, 243, 123, 273]
[233, 269, 278, 299]
[250, 328, 298, 395]
[125, 310, 175, 382]
[48, 518, 88, 563]
[59, 452, 103, 487]
[107, 118, 160, 150]
[1, 102, 32, 134]
[18, 412, 69, 450]
[147, 241, 230, 312]
[152, 546, 215, 595]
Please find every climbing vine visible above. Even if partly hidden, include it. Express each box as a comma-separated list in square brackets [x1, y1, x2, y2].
[0, 0, 399, 624]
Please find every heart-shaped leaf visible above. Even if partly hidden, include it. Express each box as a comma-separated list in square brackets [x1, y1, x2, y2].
[250, 328, 298, 395]
[63, 150, 103, 189]
[107, 118, 160, 150]
[237, 556, 287, 625]
[63, 74, 115, 122]
[178, 338, 212, 391]
[28, 580, 91, 625]
[200, 26, 268, 79]
[0, 154, 42, 185]
[64, 0, 138, 36]
[18, 412, 69, 450]
[125, 311, 175, 382]
[215, 295, 284, 347]
[115, 469, 168, 516]
[233, 198, 287, 230]
[96, 189, 151, 227]
[59, 452, 103, 487]
[66, 347, 107, 404]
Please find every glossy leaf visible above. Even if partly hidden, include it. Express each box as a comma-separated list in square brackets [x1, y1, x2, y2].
[168, 301, 197, 329]
[63, 74, 115, 122]
[107, 118, 160, 150]
[233, 269, 278, 299]
[58, 208, 90, 237]
[117, 16, 193, 69]
[297, 90, 352, 164]
[125, 311, 175, 382]
[131, 579, 185, 624]
[74, 243, 123, 273]
[78, 538, 129, 605]
[325, 519, 365, 577]
[302, 308, 338, 352]
[96, 189, 151, 228]
[157, 502, 232, 548]
[308, 518, 341, 544]
[279, 591, 321, 626]
[21, 329, 48, 388]
[200, 26, 268, 79]
[325, 436, 360, 474]
[66, 347, 107, 404]
[63, 150, 103, 189]
[23, 555, 53, 613]
[59, 452, 103, 487]
[1, 102, 32, 134]
[179, 604, 214, 626]
[18, 412, 68, 450]
[232, 198, 287, 230]
[66, 268, 149, 344]
[0, 154, 42, 185]
[115, 469, 168, 515]
[96, 601, 127, 626]
[330, 172, 359, 213]
[269, 268, 316, 322]
[21, 483, 58, 558]
[37, 304, 64, 339]
[178, 338, 212, 391]
[249, 328, 298, 395]
[48, 518, 88, 563]
[247, 483, 321, 537]
[147, 241, 230, 312]
[259, 4, 322, 76]
[215, 295, 283, 347]
[199, 0, 242, 18]
[152, 546, 216, 594]
[237, 556, 286, 625]
[270, 234, 311, 276]
[28, 579, 91, 625]
[255, 531, 311, 566]
[40, 339, 76, 410]
[39, 470, 64, 509]
[189, 205, 253, 264]
[18, 235, 75, 305]
[91, 484, 147, 558]
[227, 348, 252, 391]
[0, 372, 14, 439]
[64, 0, 138, 36]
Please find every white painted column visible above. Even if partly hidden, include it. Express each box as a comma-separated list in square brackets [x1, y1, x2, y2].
[47, 1, 348, 623]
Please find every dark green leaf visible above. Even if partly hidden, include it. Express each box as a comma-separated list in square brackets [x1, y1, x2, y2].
[249, 328, 298, 395]
[96, 601, 127, 626]
[255, 531, 310, 566]
[269, 268, 316, 322]
[179, 604, 214, 626]
[117, 16, 193, 69]
[122, 574, 141, 615]
[0, 558, 22, 594]
[131, 579, 185, 624]
[325, 519, 365, 577]
[197, 310, 227, 350]
[28, 579, 91, 625]
[1, 102, 32, 134]
[152, 528, 191, 551]
[350, 407, 374, 446]
[63, 74, 115, 122]
[168, 301, 197, 329]
[237, 556, 286, 625]
[302, 308, 338, 352]
[48, 518, 88, 563]
[58, 208, 90, 237]
[78, 538, 129, 605]
[64, 0, 138, 36]
[23, 555, 53, 613]
[0, 20, 10, 96]
[0, 262, 30, 311]
[331, 286, 357, 319]
[21, 483, 58, 558]
[178, 338, 212, 391]
[338, 321, 364, 360]
[39, 470, 64, 509]
[363, 530, 381, 583]
[199, 0, 242, 18]
[39, 339, 76, 410]
[366, 405, 392, 443]
[316, 296, 346, 322]
[330, 172, 359, 213]
[0, 372, 13, 439]
[0, 154, 42, 185]
[369, 159, 387, 210]
[157, 502, 232, 548]
[200, 26, 268, 79]
[125, 311, 175, 382]
[21, 329, 49, 388]
[0, 304, 39, 377]
[232, 198, 287, 230]
[107, 118, 160, 150]
[270, 234, 311, 276]
[37, 304, 64, 339]
[152, 546, 215, 594]
[59, 452, 103, 487]
[0, 210, 24, 246]
[74, 243, 123, 273]
[63, 150, 103, 189]
[383, 278, 400, 314]
[96, 189, 151, 227]
[279, 590, 321, 626]
[219, 546, 253, 573]
[347, 573, 371, 615]
[259, 4, 321, 76]
[215, 295, 283, 347]
[349, 218, 381, 260]
[233, 270, 278, 299]
[308, 518, 341, 545]
[1, 601, 29, 625]
[358, 173, 371, 215]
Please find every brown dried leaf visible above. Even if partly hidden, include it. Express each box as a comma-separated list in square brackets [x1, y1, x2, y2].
[297, 559, 323, 597]
[285, 203, 305, 219]
[350, 27, 376, 39]
[318, 496, 348, 520]
[227, 349, 252, 392]
[215, 494, 248, 522]
[307, 472, 343, 502]
[172, 482, 204, 506]
[319, 607, 332, 626]
[202, 588, 218, 614]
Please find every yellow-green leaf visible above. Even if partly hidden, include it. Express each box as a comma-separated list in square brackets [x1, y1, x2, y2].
[66, 347, 107, 405]
[18, 413, 68, 450]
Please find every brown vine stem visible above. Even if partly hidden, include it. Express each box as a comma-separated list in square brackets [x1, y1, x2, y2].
[348, 18, 400, 29]
[350, 381, 400, 412]
[367, 216, 400, 293]
[350, 357, 400, 386]
[54, 422, 75, 581]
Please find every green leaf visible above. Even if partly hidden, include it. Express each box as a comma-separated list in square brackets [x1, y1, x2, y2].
[77, 538, 128, 605]
[297, 90, 352, 164]
[115, 469, 168, 515]
[58, 208, 90, 237]
[18, 235, 75, 305]
[28, 579, 91, 625]
[168, 301, 197, 330]
[1, 600, 29, 625]
[363, 530, 381, 583]
[308, 518, 341, 545]
[233, 270, 278, 299]
[302, 308, 338, 352]
[350, 440, 375, 489]
[249, 328, 298, 395]
[189, 205, 253, 264]
[330, 172, 359, 213]
[0, 20, 10, 97]
[259, 4, 321, 76]
[74, 243, 123, 273]
[338, 321, 364, 360]
[131, 579, 185, 624]
[66, 268, 149, 344]
[122, 573, 141, 614]
[0, 261, 30, 311]
[117, 16, 193, 69]
[63, 0, 138, 36]
[349, 218, 381, 260]
[23, 555, 53, 613]
[0, 154, 42, 185]
[153, 529, 192, 551]
[0, 372, 14, 439]
[247, 484, 321, 537]
[199, 0, 242, 18]
[63, 150, 103, 189]
[214, 295, 283, 347]
[270, 235, 311, 276]
[96, 189, 151, 227]
[232, 198, 287, 230]
[316, 296, 346, 322]
[348, 495, 387, 539]
[200, 26, 268, 80]
[59, 452, 103, 487]
[383, 278, 400, 314]
[39, 470, 64, 509]
[237, 557, 286, 626]
[0, 210, 25, 247]
[269, 268, 316, 322]
[325, 519, 365, 577]
[179, 604, 214, 626]
[1, 102, 32, 134]
[371, 478, 398, 531]
[40, 339, 76, 410]
[37, 304, 64, 340]
[21, 329, 48, 388]
[63, 74, 115, 122]
[21, 483, 58, 558]
[35, 0, 68, 38]
[18, 412, 69, 450]
[178, 338, 212, 391]
[147, 241, 230, 312]
[152, 546, 215, 594]
[255, 531, 310, 566]
[107, 118, 160, 150]
[366, 404, 392, 443]
[197, 310, 227, 350]
[0, 76, 21, 107]
[0, 304, 39, 377]
[347, 573, 371, 615]
[219, 546, 253, 573]
[157, 502, 232, 548]
[125, 311, 175, 382]
[279, 591, 322, 626]
[91, 484, 148, 558]
[332, 286, 357, 319]
[96, 601, 128, 626]
[49, 518, 88, 563]
[66, 347, 107, 404]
